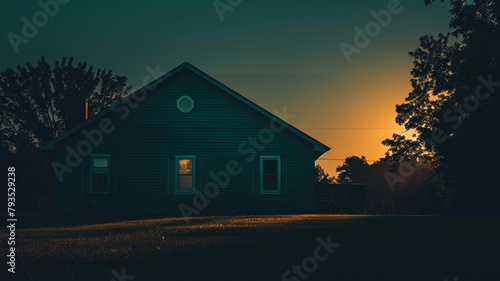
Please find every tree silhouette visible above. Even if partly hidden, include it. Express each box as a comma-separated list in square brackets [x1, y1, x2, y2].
[383, 0, 499, 213]
[314, 164, 335, 184]
[336, 156, 369, 184]
[0, 57, 131, 154]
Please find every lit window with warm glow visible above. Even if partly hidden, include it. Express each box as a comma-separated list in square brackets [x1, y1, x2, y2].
[175, 156, 196, 194]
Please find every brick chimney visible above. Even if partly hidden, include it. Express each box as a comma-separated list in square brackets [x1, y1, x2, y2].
[85, 99, 88, 120]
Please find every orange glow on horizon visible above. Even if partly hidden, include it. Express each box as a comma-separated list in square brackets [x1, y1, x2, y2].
[294, 60, 416, 176]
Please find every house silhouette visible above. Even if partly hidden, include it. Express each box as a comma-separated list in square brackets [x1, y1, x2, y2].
[41, 62, 330, 216]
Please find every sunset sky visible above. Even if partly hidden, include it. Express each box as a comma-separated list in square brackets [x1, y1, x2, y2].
[0, 0, 452, 175]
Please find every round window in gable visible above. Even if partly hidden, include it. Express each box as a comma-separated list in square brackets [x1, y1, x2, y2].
[177, 96, 194, 113]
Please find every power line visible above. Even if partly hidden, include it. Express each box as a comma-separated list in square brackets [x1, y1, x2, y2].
[317, 158, 378, 162]
[303, 128, 401, 130]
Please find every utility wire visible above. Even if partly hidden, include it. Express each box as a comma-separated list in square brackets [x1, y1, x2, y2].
[303, 128, 400, 130]
[317, 158, 379, 162]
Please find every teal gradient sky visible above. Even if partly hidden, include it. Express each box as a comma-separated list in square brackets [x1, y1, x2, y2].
[0, 0, 452, 175]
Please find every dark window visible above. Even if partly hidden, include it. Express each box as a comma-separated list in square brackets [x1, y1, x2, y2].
[260, 156, 280, 194]
[90, 155, 111, 193]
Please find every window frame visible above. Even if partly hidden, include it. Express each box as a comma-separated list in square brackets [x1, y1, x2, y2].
[175, 155, 196, 194]
[89, 154, 111, 194]
[260, 156, 281, 194]
[176, 96, 194, 113]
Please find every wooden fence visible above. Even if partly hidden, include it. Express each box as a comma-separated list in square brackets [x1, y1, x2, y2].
[315, 183, 366, 214]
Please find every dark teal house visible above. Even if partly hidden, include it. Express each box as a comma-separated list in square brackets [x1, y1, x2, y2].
[41, 62, 330, 216]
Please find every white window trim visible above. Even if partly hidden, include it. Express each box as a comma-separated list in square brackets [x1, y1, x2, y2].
[89, 154, 111, 194]
[260, 156, 281, 194]
[175, 155, 196, 194]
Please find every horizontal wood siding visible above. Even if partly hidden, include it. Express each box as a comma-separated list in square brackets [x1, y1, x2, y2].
[55, 69, 316, 215]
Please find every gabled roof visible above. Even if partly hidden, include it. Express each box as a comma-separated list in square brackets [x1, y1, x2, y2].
[40, 62, 330, 155]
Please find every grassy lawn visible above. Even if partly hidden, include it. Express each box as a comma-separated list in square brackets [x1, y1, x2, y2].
[1, 215, 499, 281]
